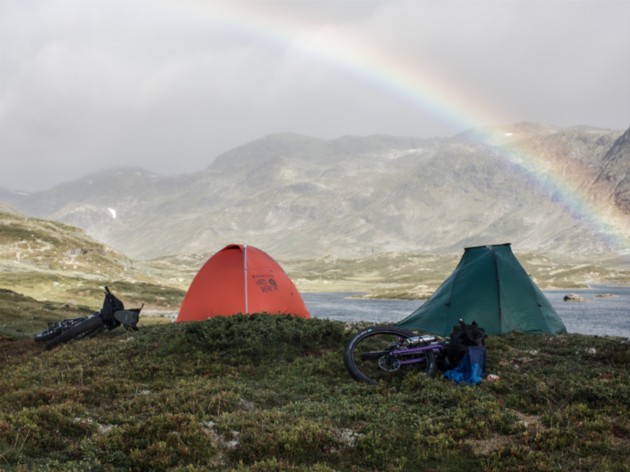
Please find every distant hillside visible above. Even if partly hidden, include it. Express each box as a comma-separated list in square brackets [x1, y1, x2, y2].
[0, 210, 185, 309]
[2, 211, 629, 309]
[2, 124, 629, 260]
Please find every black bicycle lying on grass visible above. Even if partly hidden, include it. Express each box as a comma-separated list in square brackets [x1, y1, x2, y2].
[34, 287, 142, 349]
[343, 320, 486, 384]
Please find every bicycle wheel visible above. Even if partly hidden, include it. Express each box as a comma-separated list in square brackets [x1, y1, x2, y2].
[46, 316, 104, 349]
[343, 326, 437, 385]
[34, 325, 63, 342]
[34, 317, 88, 343]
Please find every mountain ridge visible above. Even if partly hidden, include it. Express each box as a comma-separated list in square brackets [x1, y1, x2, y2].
[2, 123, 628, 260]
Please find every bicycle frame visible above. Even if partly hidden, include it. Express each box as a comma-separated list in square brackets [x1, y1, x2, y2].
[379, 343, 445, 367]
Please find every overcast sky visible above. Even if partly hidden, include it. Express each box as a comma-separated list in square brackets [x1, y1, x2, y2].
[1, 0, 629, 191]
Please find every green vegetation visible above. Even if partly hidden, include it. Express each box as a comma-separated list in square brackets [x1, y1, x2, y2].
[285, 252, 630, 299]
[2, 210, 630, 470]
[1, 307, 628, 471]
[0, 289, 90, 338]
[284, 253, 459, 299]
[0, 273, 185, 312]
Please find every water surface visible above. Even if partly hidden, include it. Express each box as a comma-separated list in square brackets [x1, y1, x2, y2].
[303, 285, 630, 338]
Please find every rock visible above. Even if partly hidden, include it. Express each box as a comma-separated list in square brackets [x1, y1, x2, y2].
[563, 293, 586, 302]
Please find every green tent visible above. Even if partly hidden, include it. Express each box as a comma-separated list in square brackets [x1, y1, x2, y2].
[396, 244, 567, 336]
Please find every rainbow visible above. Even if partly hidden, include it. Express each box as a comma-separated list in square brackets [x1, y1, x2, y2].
[161, 2, 630, 253]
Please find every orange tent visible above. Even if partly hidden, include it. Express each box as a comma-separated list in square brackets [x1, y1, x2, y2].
[176, 244, 310, 322]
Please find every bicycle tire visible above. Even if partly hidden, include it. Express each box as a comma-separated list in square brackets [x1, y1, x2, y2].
[343, 326, 437, 385]
[34, 317, 88, 343]
[46, 316, 104, 349]
[34, 326, 63, 343]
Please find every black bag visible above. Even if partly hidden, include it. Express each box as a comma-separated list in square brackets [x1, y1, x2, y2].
[446, 320, 486, 367]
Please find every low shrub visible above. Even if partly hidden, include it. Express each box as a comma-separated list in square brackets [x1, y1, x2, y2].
[1, 315, 628, 471]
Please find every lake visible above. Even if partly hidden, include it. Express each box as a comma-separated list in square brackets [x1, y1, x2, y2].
[302, 285, 630, 338]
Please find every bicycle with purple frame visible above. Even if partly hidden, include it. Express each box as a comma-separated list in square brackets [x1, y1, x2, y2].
[343, 320, 486, 384]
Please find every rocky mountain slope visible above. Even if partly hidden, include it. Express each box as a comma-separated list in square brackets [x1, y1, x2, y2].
[2, 124, 629, 260]
[594, 127, 630, 213]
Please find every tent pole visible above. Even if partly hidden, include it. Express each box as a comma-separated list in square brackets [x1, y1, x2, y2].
[244, 244, 249, 315]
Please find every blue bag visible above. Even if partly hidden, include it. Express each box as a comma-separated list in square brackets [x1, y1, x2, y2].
[444, 346, 486, 385]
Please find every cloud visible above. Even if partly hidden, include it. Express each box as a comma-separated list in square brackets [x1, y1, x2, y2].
[1, 0, 628, 191]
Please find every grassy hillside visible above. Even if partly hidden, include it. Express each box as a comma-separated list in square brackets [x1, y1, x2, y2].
[0, 211, 186, 310]
[1, 309, 628, 471]
[3, 211, 630, 312]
